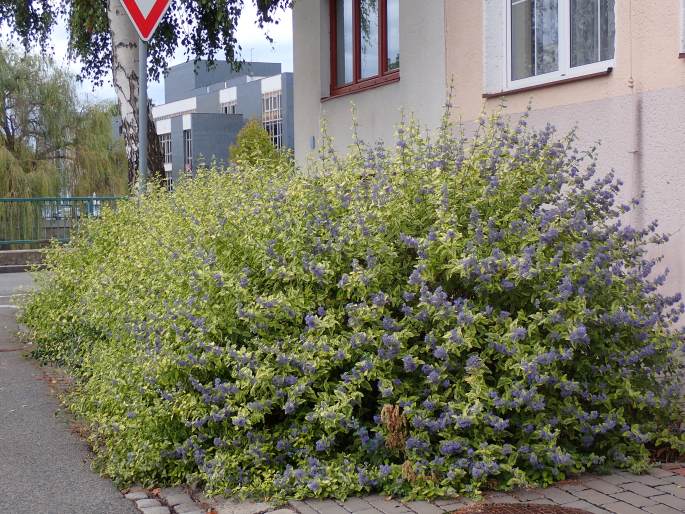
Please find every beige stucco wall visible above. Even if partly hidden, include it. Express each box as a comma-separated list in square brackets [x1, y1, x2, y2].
[443, 1, 685, 296]
[293, 0, 447, 162]
[293, 0, 685, 296]
[448, 0, 685, 119]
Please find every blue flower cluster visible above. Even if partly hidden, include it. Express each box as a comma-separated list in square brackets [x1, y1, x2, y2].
[24, 107, 685, 501]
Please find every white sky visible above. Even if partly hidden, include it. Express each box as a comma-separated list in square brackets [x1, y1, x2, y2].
[6, 3, 293, 105]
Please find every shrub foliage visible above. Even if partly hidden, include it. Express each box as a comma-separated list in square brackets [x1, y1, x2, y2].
[21, 111, 685, 500]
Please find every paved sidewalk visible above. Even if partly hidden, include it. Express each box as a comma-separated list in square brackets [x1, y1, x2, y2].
[0, 272, 136, 514]
[124, 464, 685, 514]
[288, 466, 685, 514]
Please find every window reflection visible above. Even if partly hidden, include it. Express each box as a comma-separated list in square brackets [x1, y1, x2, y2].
[570, 0, 615, 67]
[336, 0, 353, 85]
[511, 0, 559, 81]
[387, 0, 400, 71]
[360, 0, 379, 79]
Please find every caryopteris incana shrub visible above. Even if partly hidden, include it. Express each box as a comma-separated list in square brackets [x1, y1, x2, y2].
[21, 110, 685, 500]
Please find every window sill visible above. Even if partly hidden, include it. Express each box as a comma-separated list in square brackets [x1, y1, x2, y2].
[322, 73, 400, 102]
[483, 67, 613, 99]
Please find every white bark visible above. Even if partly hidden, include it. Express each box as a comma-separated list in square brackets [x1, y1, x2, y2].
[107, 0, 166, 186]
[108, 0, 140, 184]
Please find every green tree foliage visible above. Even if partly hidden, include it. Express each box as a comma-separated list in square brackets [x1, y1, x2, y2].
[70, 103, 128, 196]
[229, 118, 286, 167]
[21, 111, 685, 499]
[0, 47, 77, 166]
[0, 0, 292, 85]
[0, 47, 127, 197]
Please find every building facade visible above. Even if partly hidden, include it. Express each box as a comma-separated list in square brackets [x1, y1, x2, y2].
[152, 61, 294, 183]
[293, 0, 685, 297]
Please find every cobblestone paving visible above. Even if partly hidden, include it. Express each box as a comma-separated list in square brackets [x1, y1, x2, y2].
[123, 464, 685, 514]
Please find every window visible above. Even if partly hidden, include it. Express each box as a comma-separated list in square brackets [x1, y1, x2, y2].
[507, 0, 615, 88]
[158, 133, 172, 165]
[153, 109, 195, 122]
[183, 129, 192, 170]
[681, 0, 685, 57]
[262, 91, 283, 148]
[163, 169, 174, 192]
[222, 100, 237, 114]
[330, 0, 400, 96]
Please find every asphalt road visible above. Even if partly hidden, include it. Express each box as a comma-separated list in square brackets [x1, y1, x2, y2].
[0, 272, 137, 514]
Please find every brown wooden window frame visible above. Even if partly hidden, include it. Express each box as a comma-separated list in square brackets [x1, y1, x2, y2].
[329, 0, 400, 98]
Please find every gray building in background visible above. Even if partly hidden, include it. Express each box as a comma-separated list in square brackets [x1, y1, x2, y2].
[152, 61, 294, 184]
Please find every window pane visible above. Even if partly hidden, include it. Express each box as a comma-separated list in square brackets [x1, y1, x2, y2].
[571, 0, 614, 67]
[387, 0, 400, 71]
[599, 0, 615, 61]
[360, 0, 379, 79]
[570, 0, 598, 66]
[511, 0, 559, 81]
[336, 0, 353, 85]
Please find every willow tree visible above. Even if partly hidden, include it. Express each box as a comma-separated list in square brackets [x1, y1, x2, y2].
[0, 47, 127, 197]
[0, 0, 291, 185]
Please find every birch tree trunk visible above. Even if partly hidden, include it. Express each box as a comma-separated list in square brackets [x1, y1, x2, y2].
[107, 0, 164, 188]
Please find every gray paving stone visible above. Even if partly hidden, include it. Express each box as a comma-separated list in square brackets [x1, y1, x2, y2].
[564, 500, 611, 514]
[610, 491, 656, 507]
[635, 475, 671, 487]
[542, 487, 577, 504]
[584, 478, 624, 494]
[651, 494, 685, 510]
[622, 482, 664, 498]
[125, 492, 149, 500]
[162, 492, 194, 506]
[604, 501, 649, 514]
[644, 503, 685, 514]
[557, 481, 590, 492]
[572, 488, 617, 506]
[159, 487, 186, 497]
[290, 500, 319, 514]
[175, 504, 204, 513]
[365, 495, 412, 513]
[224, 501, 273, 514]
[513, 489, 544, 501]
[351, 509, 384, 514]
[140, 508, 171, 514]
[403, 500, 444, 514]
[598, 474, 636, 486]
[527, 499, 556, 505]
[614, 471, 642, 480]
[136, 499, 162, 508]
[655, 483, 685, 499]
[269, 509, 298, 514]
[483, 493, 519, 504]
[433, 499, 462, 507]
[649, 468, 676, 478]
[432, 502, 470, 512]
[337, 498, 374, 513]
[665, 475, 685, 486]
[306, 500, 348, 514]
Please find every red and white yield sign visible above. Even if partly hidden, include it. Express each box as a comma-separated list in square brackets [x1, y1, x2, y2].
[121, 0, 172, 41]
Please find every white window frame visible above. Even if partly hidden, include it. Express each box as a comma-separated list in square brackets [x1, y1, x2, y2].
[681, 0, 685, 56]
[222, 100, 237, 114]
[504, 0, 615, 92]
[183, 129, 192, 170]
[262, 90, 283, 149]
[159, 133, 172, 165]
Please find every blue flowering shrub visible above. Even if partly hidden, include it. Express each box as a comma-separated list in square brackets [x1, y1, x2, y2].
[21, 110, 685, 500]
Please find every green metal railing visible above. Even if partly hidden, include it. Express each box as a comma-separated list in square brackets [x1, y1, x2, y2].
[0, 196, 127, 247]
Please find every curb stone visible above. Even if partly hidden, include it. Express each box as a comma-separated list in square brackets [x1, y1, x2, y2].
[121, 463, 685, 514]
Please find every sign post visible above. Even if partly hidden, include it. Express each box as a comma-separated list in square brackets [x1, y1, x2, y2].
[138, 40, 148, 188]
[120, 0, 172, 191]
